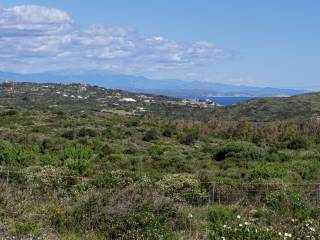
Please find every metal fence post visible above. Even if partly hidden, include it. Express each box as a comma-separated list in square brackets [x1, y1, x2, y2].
[5, 169, 9, 191]
[211, 185, 215, 205]
[318, 183, 320, 206]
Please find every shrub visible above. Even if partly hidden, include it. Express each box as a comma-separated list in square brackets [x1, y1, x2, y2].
[68, 185, 176, 239]
[33, 166, 63, 194]
[61, 144, 95, 174]
[65, 158, 91, 175]
[162, 125, 176, 137]
[214, 141, 269, 161]
[0, 141, 33, 166]
[40, 138, 54, 153]
[99, 143, 113, 157]
[90, 170, 137, 189]
[179, 130, 199, 145]
[15, 222, 37, 238]
[61, 144, 95, 161]
[287, 137, 309, 150]
[61, 129, 76, 140]
[1, 109, 18, 116]
[156, 173, 207, 204]
[45, 203, 68, 232]
[125, 119, 139, 127]
[265, 190, 312, 219]
[143, 128, 158, 142]
[148, 145, 165, 160]
[247, 166, 285, 181]
[78, 127, 98, 137]
[208, 206, 238, 225]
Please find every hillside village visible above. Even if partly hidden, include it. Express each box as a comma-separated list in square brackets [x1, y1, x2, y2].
[0, 81, 219, 116]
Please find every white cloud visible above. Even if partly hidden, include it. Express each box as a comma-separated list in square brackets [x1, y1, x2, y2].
[0, 5, 228, 74]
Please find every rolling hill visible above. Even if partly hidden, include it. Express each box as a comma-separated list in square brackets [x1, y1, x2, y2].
[218, 92, 320, 122]
[1, 81, 319, 123]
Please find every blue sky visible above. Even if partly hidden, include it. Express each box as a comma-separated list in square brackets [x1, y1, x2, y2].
[1, 0, 320, 89]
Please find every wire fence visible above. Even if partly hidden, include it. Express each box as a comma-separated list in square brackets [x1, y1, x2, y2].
[208, 182, 320, 207]
[0, 167, 319, 207]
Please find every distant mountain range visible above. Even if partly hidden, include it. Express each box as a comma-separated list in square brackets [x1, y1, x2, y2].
[0, 71, 308, 97]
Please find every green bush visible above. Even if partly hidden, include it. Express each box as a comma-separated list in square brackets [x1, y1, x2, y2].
[214, 141, 269, 161]
[65, 158, 91, 175]
[1, 109, 18, 116]
[179, 130, 199, 145]
[99, 143, 113, 157]
[78, 127, 98, 137]
[156, 173, 207, 204]
[265, 190, 312, 219]
[287, 137, 310, 150]
[0, 141, 34, 166]
[61, 144, 95, 174]
[208, 205, 238, 225]
[15, 222, 37, 238]
[40, 138, 55, 153]
[143, 128, 158, 142]
[61, 129, 76, 140]
[162, 125, 176, 137]
[90, 170, 137, 189]
[33, 166, 63, 194]
[247, 166, 285, 181]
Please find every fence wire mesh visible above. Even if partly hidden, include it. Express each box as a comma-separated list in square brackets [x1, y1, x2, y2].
[0, 167, 319, 207]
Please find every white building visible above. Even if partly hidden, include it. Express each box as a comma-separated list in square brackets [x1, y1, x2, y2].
[119, 98, 137, 102]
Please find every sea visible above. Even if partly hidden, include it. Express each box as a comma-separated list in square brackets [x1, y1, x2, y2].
[184, 96, 255, 106]
[206, 97, 254, 106]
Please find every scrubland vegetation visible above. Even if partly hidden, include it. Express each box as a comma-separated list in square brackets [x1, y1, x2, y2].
[0, 105, 319, 239]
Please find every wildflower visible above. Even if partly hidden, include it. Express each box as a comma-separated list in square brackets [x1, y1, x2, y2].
[244, 221, 250, 225]
[284, 233, 292, 238]
[310, 227, 315, 232]
[237, 215, 241, 219]
[278, 232, 282, 236]
[188, 213, 193, 219]
[221, 237, 225, 240]
[223, 225, 227, 228]
[239, 224, 243, 227]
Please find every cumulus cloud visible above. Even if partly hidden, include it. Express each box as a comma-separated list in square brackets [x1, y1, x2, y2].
[0, 5, 228, 74]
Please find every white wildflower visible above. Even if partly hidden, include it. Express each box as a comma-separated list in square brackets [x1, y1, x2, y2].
[284, 233, 292, 238]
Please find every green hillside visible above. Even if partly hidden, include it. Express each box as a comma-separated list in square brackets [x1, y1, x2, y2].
[219, 92, 320, 122]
